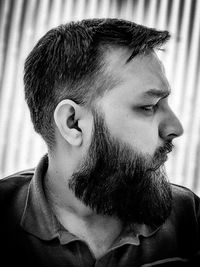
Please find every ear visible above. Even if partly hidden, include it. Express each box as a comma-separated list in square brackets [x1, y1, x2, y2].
[54, 100, 83, 146]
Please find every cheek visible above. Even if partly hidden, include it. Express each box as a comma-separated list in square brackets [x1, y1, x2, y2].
[107, 114, 159, 155]
[131, 127, 157, 154]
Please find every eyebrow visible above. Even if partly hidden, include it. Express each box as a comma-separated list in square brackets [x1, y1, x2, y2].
[142, 88, 171, 99]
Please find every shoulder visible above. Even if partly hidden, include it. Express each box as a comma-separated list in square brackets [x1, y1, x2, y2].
[171, 183, 200, 220]
[0, 168, 34, 188]
[0, 169, 35, 227]
[0, 169, 34, 203]
[171, 183, 200, 203]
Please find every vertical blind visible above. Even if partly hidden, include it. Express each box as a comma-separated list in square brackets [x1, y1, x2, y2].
[0, 0, 200, 195]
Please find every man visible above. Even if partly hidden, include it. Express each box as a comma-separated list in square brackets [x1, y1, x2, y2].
[0, 18, 199, 267]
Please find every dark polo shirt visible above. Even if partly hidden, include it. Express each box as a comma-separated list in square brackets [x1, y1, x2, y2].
[0, 154, 200, 267]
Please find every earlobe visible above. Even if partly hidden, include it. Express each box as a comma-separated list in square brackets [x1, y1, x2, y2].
[54, 100, 83, 146]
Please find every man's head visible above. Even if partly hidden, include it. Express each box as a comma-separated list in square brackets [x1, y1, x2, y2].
[24, 18, 183, 227]
[24, 18, 172, 149]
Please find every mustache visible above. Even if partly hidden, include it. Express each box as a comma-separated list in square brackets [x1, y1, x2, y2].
[158, 141, 174, 154]
[150, 141, 174, 171]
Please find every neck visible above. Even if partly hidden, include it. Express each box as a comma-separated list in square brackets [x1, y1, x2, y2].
[44, 158, 123, 259]
[44, 155, 95, 217]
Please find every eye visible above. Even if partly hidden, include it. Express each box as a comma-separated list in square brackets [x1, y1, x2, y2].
[140, 104, 159, 114]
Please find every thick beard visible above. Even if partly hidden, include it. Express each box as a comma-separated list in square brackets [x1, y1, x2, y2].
[69, 109, 172, 228]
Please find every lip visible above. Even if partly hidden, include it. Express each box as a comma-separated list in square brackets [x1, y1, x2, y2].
[163, 154, 168, 162]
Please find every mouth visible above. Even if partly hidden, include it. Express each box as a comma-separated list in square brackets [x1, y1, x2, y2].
[160, 147, 171, 163]
[163, 153, 168, 162]
[158, 153, 168, 166]
[151, 143, 173, 170]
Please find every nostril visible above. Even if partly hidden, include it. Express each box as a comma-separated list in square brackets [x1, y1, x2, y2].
[164, 134, 178, 143]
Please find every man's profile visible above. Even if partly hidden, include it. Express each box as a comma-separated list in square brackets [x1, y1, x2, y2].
[0, 18, 199, 267]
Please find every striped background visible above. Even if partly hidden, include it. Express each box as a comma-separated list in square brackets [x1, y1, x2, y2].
[0, 0, 200, 196]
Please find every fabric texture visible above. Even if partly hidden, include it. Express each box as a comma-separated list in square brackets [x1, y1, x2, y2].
[0, 155, 200, 267]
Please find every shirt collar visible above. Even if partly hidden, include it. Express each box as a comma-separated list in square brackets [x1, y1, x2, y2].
[20, 154, 160, 245]
[112, 223, 161, 248]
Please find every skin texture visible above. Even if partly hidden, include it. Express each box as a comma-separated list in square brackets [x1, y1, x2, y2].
[45, 48, 183, 259]
[98, 48, 183, 155]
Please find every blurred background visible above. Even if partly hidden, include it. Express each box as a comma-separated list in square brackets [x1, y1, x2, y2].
[0, 0, 200, 196]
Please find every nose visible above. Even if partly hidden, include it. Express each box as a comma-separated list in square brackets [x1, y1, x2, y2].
[159, 108, 184, 141]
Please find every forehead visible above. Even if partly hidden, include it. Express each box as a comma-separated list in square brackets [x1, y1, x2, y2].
[102, 47, 170, 101]
[105, 46, 164, 74]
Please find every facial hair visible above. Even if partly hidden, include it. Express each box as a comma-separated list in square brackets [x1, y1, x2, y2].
[69, 109, 172, 228]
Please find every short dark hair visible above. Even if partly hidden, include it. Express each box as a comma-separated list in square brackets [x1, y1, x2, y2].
[24, 18, 170, 149]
